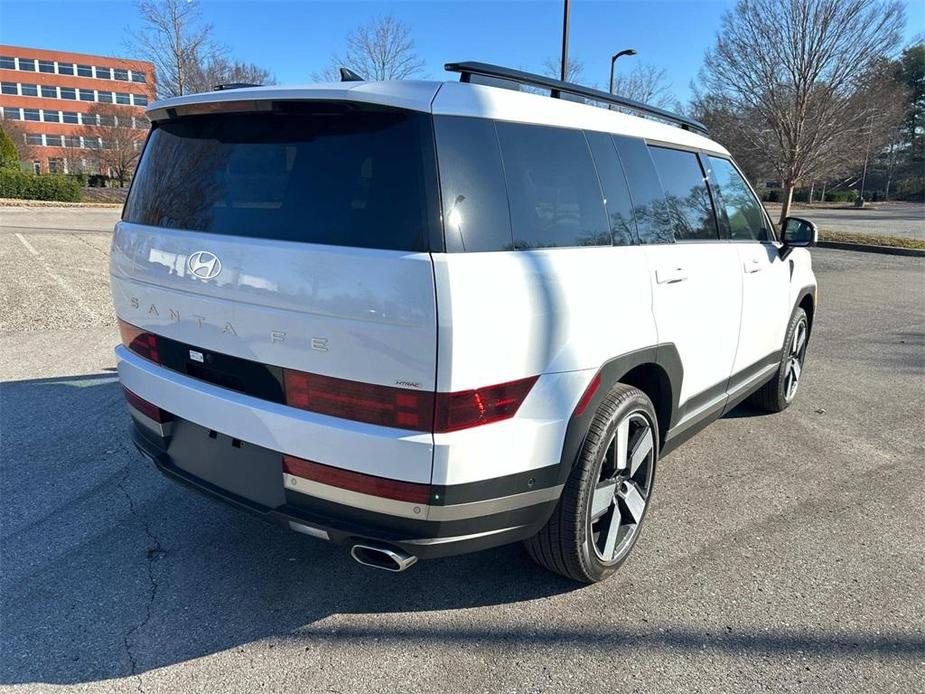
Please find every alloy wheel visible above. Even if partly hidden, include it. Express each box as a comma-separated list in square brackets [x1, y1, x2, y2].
[784, 317, 808, 402]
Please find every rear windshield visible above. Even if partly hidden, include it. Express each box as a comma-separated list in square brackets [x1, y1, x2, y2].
[124, 107, 439, 252]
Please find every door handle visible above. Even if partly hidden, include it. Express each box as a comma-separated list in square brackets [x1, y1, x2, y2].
[656, 266, 688, 284]
[743, 258, 764, 273]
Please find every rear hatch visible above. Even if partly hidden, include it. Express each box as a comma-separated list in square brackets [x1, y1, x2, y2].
[112, 98, 442, 482]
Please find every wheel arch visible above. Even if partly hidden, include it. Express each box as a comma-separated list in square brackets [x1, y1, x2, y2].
[796, 287, 816, 338]
[555, 345, 683, 486]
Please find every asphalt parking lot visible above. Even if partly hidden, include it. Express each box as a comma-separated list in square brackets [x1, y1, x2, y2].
[1, 210, 923, 693]
[764, 201, 925, 241]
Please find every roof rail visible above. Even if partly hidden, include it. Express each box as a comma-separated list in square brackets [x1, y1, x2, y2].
[213, 82, 262, 91]
[444, 61, 708, 136]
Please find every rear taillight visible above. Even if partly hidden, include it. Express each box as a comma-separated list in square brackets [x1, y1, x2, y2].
[118, 319, 161, 363]
[283, 454, 431, 504]
[282, 369, 537, 433]
[433, 376, 539, 433]
[122, 386, 172, 423]
[283, 370, 434, 431]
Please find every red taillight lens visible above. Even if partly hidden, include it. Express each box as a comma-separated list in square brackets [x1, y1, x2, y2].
[573, 372, 601, 417]
[433, 376, 538, 433]
[122, 386, 172, 423]
[283, 370, 434, 431]
[118, 319, 161, 363]
[282, 454, 432, 504]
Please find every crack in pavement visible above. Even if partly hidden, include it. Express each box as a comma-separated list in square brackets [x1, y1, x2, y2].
[116, 459, 165, 694]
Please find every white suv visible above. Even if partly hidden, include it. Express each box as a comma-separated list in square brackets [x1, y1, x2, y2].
[112, 62, 817, 583]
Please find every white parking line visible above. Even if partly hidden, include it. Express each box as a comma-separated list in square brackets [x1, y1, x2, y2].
[14, 232, 101, 321]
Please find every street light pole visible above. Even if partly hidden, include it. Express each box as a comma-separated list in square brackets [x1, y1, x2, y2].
[609, 49, 637, 94]
[560, 0, 571, 82]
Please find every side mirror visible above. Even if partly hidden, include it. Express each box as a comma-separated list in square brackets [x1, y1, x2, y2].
[781, 216, 818, 248]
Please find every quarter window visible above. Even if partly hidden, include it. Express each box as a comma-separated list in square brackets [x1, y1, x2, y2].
[648, 146, 719, 241]
[612, 135, 675, 244]
[707, 156, 769, 242]
[495, 122, 610, 249]
[433, 116, 513, 252]
[585, 130, 637, 246]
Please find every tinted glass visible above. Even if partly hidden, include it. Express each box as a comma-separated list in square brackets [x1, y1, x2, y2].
[133, 94, 148, 106]
[79, 89, 95, 101]
[95, 66, 112, 79]
[98, 91, 113, 103]
[612, 135, 675, 244]
[496, 122, 609, 249]
[39, 60, 55, 73]
[21, 83, 38, 97]
[62, 111, 78, 124]
[23, 109, 40, 121]
[4, 108, 21, 120]
[26, 134, 43, 145]
[0, 56, 14, 70]
[648, 146, 718, 241]
[41, 85, 57, 98]
[585, 130, 637, 246]
[131, 71, 146, 83]
[77, 64, 92, 77]
[60, 87, 76, 100]
[58, 62, 75, 75]
[19, 59, 35, 71]
[44, 110, 60, 123]
[46, 135, 62, 146]
[1, 82, 16, 95]
[114, 68, 129, 81]
[125, 108, 438, 251]
[707, 156, 768, 241]
[433, 116, 512, 252]
[116, 92, 130, 104]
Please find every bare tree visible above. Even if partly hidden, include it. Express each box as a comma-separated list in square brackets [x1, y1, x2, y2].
[315, 15, 424, 81]
[543, 56, 585, 83]
[83, 103, 148, 186]
[192, 56, 275, 90]
[612, 63, 674, 109]
[131, 0, 217, 98]
[700, 0, 905, 221]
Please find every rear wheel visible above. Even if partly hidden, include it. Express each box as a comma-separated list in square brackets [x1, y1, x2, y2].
[525, 384, 658, 583]
[750, 307, 809, 413]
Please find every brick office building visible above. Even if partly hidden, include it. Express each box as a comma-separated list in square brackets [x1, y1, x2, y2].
[0, 45, 155, 175]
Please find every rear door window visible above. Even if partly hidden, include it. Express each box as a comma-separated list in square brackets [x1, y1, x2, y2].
[585, 131, 637, 246]
[433, 116, 513, 252]
[648, 146, 719, 242]
[124, 107, 439, 252]
[707, 156, 770, 241]
[612, 135, 675, 244]
[495, 122, 610, 249]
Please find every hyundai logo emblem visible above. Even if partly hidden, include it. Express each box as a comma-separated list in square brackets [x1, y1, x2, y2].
[187, 251, 222, 280]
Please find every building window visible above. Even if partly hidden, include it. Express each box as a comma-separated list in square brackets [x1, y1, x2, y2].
[62, 111, 78, 124]
[49, 158, 65, 173]
[114, 68, 129, 81]
[79, 88, 96, 101]
[27, 134, 44, 146]
[60, 87, 76, 100]
[83, 137, 100, 149]
[21, 83, 38, 97]
[58, 62, 75, 76]
[99, 114, 116, 127]
[0, 56, 15, 70]
[95, 66, 112, 80]
[2, 108, 21, 120]
[41, 85, 57, 98]
[23, 108, 41, 122]
[82, 113, 98, 126]
[19, 59, 36, 72]
[44, 110, 60, 123]
[33, 161, 41, 174]
[115, 92, 131, 105]
[133, 94, 148, 106]
[46, 135, 64, 147]
[64, 136, 81, 148]
[131, 71, 147, 83]
[1, 82, 17, 95]
[98, 91, 113, 103]
[76, 64, 92, 77]
[39, 60, 55, 73]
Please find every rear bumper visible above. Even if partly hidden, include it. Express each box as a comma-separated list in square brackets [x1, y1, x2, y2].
[129, 414, 558, 560]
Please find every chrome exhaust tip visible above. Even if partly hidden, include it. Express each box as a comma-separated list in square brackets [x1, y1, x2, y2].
[350, 543, 418, 572]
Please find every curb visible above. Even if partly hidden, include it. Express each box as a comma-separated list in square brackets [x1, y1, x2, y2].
[0, 198, 123, 209]
[818, 240, 925, 258]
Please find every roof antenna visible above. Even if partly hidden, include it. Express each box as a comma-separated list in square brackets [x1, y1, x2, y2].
[339, 67, 365, 82]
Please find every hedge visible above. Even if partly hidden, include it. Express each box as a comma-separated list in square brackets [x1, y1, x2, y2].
[0, 169, 82, 202]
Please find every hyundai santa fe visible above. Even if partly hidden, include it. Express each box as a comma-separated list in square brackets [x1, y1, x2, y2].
[113, 62, 818, 583]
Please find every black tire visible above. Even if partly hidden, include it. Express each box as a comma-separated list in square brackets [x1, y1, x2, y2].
[525, 383, 658, 583]
[750, 307, 810, 413]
